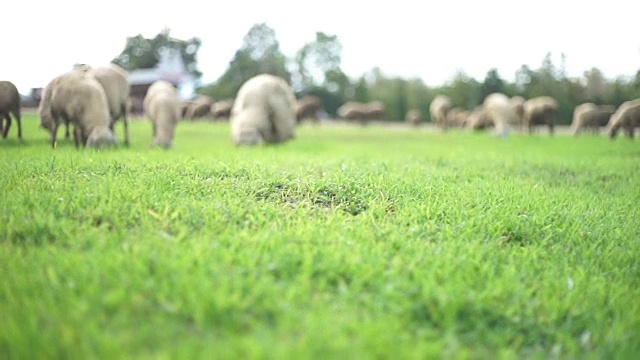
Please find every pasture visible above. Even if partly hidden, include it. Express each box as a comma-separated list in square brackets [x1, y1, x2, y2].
[1, 113, 639, 358]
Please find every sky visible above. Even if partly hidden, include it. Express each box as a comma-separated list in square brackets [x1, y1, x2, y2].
[3, 0, 639, 95]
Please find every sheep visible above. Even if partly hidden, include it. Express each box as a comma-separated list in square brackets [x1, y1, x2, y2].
[405, 109, 423, 126]
[444, 107, 469, 129]
[38, 69, 116, 149]
[180, 101, 193, 119]
[0, 80, 21, 139]
[429, 95, 452, 130]
[337, 101, 368, 125]
[295, 95, 322, 124]
[606, 99, 640, 140]
[363, 100, 386, 121]
[185, 95, 214, 120]
[483, 93, 520, 137]
[523, 96, 558, 135]
[143, 80, 181, 149]
[84, 64, 131, 146]
[510, 96, 525, 130]
[211, 98, 234, 120]
[466, 106, 493, 131]
[571, 103, 615, 135]
[230, 74, 296, 146]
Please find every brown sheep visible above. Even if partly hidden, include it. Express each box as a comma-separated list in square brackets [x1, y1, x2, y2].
[607, 99, 640, 140]
[337, 101, 369, 125]
[444, 107, 469, 129]
[185, 95, 214, 120]
[466, 106, 493, 131]
[0, 81, 21, 139]
[230, 74, 296, 146]
[363, 101, 386, 121]
[510, 96, 525, 130]
[295, 95, 322, 124]
[523, 96, 558, 135]
[211, 98, 234, 120]
[571, 103, 615, 135]
[39, 70, 116, 149]
[405, 109, 423, 126]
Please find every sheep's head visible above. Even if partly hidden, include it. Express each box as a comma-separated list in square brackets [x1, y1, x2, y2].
[234, 128, 264, 146]
[607, 121, 620, 140]
[86, 127, 117, 149]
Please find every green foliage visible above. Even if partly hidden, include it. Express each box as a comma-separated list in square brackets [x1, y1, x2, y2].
[479, 68, 506, 101]
[112, 28, 202, 79]
[2, 115, 639, 358]
[201, 23, 291, 100]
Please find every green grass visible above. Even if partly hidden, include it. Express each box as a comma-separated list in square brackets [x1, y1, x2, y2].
[1, 114, 639, 359]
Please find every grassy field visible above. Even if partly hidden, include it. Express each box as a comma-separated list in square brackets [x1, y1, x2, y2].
[1, 113, 639, 359]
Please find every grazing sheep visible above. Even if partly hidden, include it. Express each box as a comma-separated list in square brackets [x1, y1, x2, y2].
[523, 96, 558, 135]
[0, 81, 21, 139]
[363, 100, 386, 121]
[295, 95, 322, 123]
[444, 107, 469, 129]
[143, 80, 181, 149]
[230, 74, 296, 146]
[38, 70, 116, 149]
[180, 101, 193, 119]
[571, 103, 615, 135]
[337, 101, 368, 125]
[405, 108, 423, 126]
[429, 95, 452, 130]
[211, 98, 234, 120]
[84, 64, 131, 146]
[483, 93, 520, 137]
[510, 96, 525, 130]
[185, 95, 214, 120]
[606, 99, 640, 140]
[466, 106, 493, 131]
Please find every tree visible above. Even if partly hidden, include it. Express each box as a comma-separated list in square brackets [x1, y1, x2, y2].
[200, 23, 290, 99]
[583, 67, 610, 102]
[112, 28, 202, 79]
[479, 68, 505, 101]
[293, 32, 344, 91]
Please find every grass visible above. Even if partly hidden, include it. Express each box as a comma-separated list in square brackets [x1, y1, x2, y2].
[1, 113, 639, 359]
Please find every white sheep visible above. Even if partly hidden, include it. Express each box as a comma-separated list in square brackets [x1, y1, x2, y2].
[143, 80, 181, 149]
[405, 109, 423, 126]
[483, 93, 520, 138]
[230, 74, 296, 146]
[84, 64, 131, 146]
[606, 99, 640, 139]
[429, 95, 452, 130]
[38, 69, 116, 149]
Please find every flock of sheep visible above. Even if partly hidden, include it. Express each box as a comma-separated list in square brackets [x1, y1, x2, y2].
[1, 68, 639, 149]
[420, 93, 640, 139]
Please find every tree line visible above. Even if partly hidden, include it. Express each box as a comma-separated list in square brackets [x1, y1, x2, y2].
[113, 25, 640, 124]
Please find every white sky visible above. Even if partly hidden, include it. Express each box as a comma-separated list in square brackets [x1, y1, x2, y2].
[3, 0, 639, 94]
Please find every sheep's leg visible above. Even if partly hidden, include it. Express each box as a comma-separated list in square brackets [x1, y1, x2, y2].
[549, 123, 555, 136]
[14, 109, 22, 139]
[2, 114, 11, 138]
[625, 126, 634, 139]
[51, 123, 59, 149]
[122, 104, 130, 146]
[64, 120, 71, 139]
